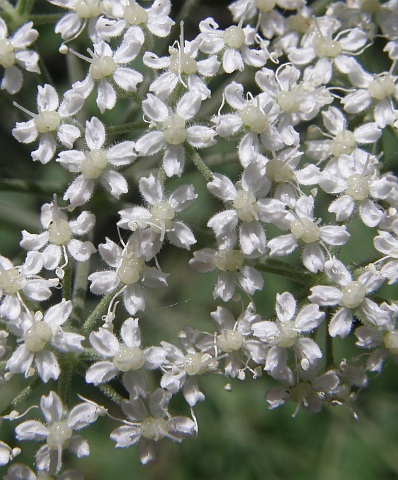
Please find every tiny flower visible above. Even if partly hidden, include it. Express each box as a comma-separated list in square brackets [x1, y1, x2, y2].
[20, 201, 96, 277]
[309, 258, 389, 338]
[136, 91, 216, 177]
[15, 391, 104, 473]
[88, 231, 168, 315]
[111, 388, 196, 464]
[252, 292, 324, 384]
[57, 116, 136, 206]
[0, 254, 57, 321]
[12, 84, 84, 164]
[86, 317, 166, 387]
[198, 17, 268, 73]
[118, 173, 197, 254]
[0, 19, 39, 94]
[6, 300, 84, 382]
[71, 29, 144, 113]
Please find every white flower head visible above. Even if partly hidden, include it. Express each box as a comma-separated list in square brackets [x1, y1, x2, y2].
[57, 116, 136, 206]
[15, 391, 104, 473]
[0, 19, 40, 94]
[12, 84, 84, 164]
[136, 92, 216, 177]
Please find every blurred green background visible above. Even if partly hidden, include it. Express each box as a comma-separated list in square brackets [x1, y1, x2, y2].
[1, 0, 398, 479]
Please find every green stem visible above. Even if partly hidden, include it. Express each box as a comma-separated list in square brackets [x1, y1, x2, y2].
[15, 0, 34, 16]
[57, 358, 72, 405]
[107, 121, 148, 136]
[98, 384, 123, 406]
[256, 258, 314, 286]
[82, 292, 116, 337]
[190, 149, 213, 182]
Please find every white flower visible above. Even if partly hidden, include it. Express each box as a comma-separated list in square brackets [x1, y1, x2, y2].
[207, 165, 270, 257]
[88, 232, 168, 315]
[189, 245, 264, 302]
[255, 64, 333, 146]
[198, 17, 268, 73]
[211, 303, 267, 378]
[309, 258, 390, 338]
[49, 0, 109, 42]
[102, 0, 174, 39]
[252, 292, 324, 384]
[110, 388, 196, 464]
[20, 201, 96, 274]
[0, 254, 57, 321]
[267, 195, 350, 273]
[144, 31, 220, 100]
[71, 29, 144, 113]
[306, 106, 382, 164]
[6, 300, 84, 382]
[15, 391, 104, 473]
[12, 84, 83, 164]
[85, 317, 165, 386]
[136, 92, 216, 176]
[319, 150, 391, 227]
[57, 116, 136, 206]
[0, 19, 39, 94]
[340, 57, 398, 127]
[118, 173, 197, 253]
[0, 441, 20, 467]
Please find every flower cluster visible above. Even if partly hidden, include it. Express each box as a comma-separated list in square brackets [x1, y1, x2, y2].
[1, 0, 398, 477]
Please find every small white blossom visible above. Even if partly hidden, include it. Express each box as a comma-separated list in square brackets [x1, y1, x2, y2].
[0, 19, 39, 94]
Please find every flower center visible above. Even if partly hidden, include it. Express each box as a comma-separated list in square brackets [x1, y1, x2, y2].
[0, 39, 15, 68]
[233, 190, 259, 222]
[75, 0, 102, 18]
[117, 253, 145, 285]
[277, 323, 299, 348]
[217, 329, 243, 352]
[89, 56, 116, 80]
[24, 322, 52, 352]
[34, 111, 61, 134]
[150, 201, 175, 233]
[47, 421, 73, 450]
[0, 267, 26, 294]
[240, 104, 268, 134]
[163, 114, 187, 145]
[123, 4, 148, 25]
[313, 36, 343, 58]
[215, 249, 244, 271]
[170, 51, 198, 75]
[368, 75, 396, 100]
[330, 130, 356, 157]
[48, 219, 72, 245]
[113, 345, 145, 372]
[290, 218, 321, 243]
[266, 159, 294, 183]
[141, 417, 169, 440]
[276, 91, 301, 113]
[384, 331, 398, 354]
[256, 0, 277, 12]
[183, 352, 215, 375]
[81, 149, 108, 179]
[223, 26, 245, 49]
[341, 281, 366, 309]
[346, 173, 369, 201]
